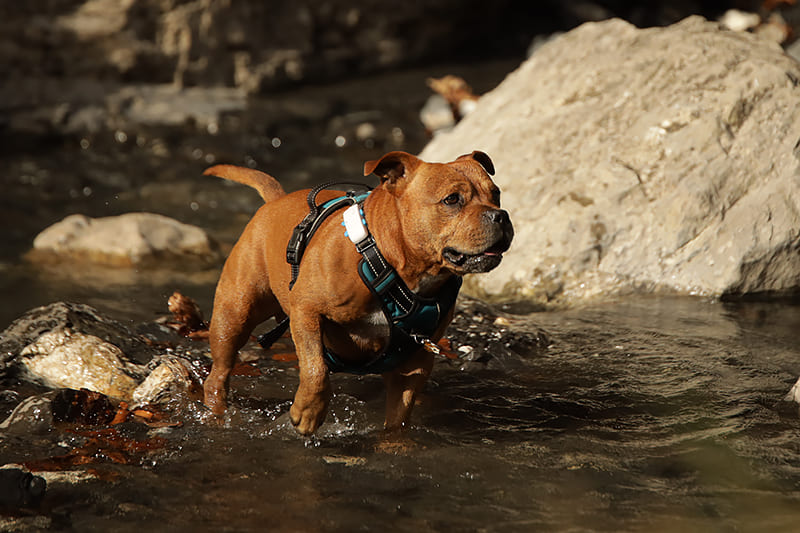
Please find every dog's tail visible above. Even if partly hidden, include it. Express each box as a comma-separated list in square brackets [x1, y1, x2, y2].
[203, 165, 286, 203]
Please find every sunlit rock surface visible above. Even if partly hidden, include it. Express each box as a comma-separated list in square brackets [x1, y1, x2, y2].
[20, 330, 144, 401]
[0, 302, 200, 405]
[421, 16, 800, 306]
[30, 212, 221, 267]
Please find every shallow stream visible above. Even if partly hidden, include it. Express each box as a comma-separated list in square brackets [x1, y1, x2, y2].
[2, 61, 800, 532]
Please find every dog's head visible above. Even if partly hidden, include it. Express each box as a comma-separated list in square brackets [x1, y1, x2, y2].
[364, 151, 513, 274]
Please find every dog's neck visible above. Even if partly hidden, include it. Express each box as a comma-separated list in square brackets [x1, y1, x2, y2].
[363, 189, 453, 296]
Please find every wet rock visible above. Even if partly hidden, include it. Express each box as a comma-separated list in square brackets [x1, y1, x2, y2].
[447, 297, 550, 369]
[421, 76, 480, 136]
[164, 291, 208, 338]
[19, 330, 144, 401]
[718, 9, 761, 32]
[422, 17, 800, 306]
[0, 302, 203, 405]
[0, 0, 550, 96]
[0, 302, 154, 373]
[132, 357, 198, 407]
[784, 376, 800, 404]
[112, 85, 245, 129]
[29, 212, 221, 267]
[420, 94, 456, 135]
[0, 468, 46, 507]
[0, 394, 55, 435]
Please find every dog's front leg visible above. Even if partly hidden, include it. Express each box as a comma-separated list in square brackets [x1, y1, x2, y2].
[288, 310, 331, 435]
[383, 349, 435, 432]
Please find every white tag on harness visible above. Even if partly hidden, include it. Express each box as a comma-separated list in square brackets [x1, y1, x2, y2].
[343, 204, 368, 244]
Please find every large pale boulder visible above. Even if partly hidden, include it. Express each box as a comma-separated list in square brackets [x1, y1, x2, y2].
[421, 16, 800, 306]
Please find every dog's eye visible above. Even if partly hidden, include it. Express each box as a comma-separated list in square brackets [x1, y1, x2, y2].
[491, 188, 501, 206]
[442, 193, 462, 206]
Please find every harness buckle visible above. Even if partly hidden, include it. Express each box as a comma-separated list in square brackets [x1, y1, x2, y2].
[285, 226, 307, 265]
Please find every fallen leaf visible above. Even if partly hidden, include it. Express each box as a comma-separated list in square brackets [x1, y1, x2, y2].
[110, 402, 130, 425]
[131, 409, 155, 420]
[437, 338, 459, 360]
[231, 362, 261, 376]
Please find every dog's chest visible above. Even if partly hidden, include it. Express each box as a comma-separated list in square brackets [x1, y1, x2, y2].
[347, 307, 390, 345]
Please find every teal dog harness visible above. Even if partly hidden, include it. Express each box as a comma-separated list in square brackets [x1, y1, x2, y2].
[257, 183, 461, 375]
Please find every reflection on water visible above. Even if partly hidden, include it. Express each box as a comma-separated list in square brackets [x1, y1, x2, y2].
[2, 296, 799, 531]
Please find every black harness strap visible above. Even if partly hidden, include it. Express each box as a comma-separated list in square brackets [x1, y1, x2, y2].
[355, 237, 416, 318]
[286, 181, 372, 290]
[257, 182, 371, 350]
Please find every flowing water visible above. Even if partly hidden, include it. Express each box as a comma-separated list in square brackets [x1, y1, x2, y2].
[2, 62, 800, 532]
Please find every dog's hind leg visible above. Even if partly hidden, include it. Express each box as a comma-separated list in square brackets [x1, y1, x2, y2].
[203, 273, 281, 415]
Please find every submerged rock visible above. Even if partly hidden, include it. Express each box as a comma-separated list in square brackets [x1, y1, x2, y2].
[29, 212, 221, 268]
[0, 468, 46, 508]
[421, 16, 800, 306]
[0, 394, 55, 435]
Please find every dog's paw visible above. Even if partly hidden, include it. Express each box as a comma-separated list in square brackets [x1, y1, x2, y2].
[203, 382, 228, 416]
[289, 397, 329, 435]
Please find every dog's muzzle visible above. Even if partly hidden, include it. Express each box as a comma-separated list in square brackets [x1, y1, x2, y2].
[443, 209, 514, 273]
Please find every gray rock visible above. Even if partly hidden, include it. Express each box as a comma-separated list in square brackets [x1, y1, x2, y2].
[112, 84, 246, 129]
[421, 17, 800, 306]
[30, 212, 221, 267]
[0, 303, 198, 405]
[0, 302, 154, 372]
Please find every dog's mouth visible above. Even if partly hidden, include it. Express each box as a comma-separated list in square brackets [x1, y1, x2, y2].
[443, 240, 508, 273]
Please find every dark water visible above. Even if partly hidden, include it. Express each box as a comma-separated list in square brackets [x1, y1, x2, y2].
[2, 62, 800, 532]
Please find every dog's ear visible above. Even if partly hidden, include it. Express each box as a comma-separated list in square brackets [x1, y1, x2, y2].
[364, 151, 421, 183]
[457, 150, 495, 176]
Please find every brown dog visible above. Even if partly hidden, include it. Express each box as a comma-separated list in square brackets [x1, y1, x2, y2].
[202, 151, 513, 435]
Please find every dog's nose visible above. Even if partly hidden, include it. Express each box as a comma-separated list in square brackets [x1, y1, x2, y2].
[485, 209, 511, 226]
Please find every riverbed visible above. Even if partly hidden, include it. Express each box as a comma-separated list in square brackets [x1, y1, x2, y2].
[2, 61, 800, 532]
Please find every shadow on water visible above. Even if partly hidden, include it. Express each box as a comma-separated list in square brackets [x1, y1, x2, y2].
[2, 61, 800, 531]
